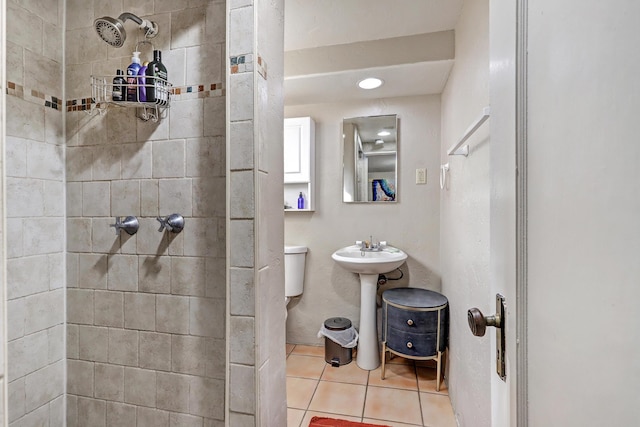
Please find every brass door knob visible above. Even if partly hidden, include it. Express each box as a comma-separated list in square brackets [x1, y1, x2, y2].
[467, 307, 501, 337]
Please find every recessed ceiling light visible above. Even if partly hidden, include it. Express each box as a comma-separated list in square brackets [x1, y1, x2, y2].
[358, 77, 383, 90]
[377, 130, 391, 136]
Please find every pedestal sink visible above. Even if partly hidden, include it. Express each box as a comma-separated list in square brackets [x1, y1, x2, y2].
[331, 245, 407, 370]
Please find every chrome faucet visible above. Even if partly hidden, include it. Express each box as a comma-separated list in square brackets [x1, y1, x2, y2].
[360, 236, 384, 251]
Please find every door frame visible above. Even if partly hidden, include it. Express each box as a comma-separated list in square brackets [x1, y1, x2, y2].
[516, 0, 528, 425]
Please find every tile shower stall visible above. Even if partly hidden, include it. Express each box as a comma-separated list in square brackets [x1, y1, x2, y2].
[3, 0, 286, 426]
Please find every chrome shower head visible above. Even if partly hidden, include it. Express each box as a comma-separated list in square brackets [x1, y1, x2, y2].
[94, 13, 158, 48]
[95, 16, 126, 47]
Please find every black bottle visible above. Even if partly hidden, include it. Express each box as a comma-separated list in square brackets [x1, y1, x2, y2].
[145, 50, 168, 105]
[112, 70, 125, 102]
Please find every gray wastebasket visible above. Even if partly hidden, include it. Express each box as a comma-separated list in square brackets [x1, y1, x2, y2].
[323, 317, 353, 367]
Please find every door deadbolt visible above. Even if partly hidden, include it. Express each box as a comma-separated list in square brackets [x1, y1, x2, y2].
[467, 307, 501, 337]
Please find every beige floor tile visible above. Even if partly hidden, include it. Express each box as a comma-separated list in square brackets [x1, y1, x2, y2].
[363, 386, 423, 426]
[308, 381, 366, 417]
[368, 363, 418, 390]
[291, 344, 325, 357]
[321, 360, 369, 385]
[363, 419, 422, 427]
[288, 408, 305, 427]
[287, 354, 327, 379]
[287, 377, 319, 410]
[301, 410, 362, 426]
[286, 343, 296, 356]
[420, 392, 456, 427]
[416, 367, 447, 395]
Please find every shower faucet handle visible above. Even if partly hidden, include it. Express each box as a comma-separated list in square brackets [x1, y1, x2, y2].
[110, 216, 139, 235]
[156, 214, 185, 233]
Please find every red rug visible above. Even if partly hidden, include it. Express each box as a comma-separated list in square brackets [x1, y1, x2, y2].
[309, 416, 390, 427]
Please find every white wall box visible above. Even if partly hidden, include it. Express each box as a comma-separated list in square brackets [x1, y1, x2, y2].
[284, 117, 316, 211]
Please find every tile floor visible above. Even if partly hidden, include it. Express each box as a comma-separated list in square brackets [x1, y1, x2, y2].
[286, 344, 457, 427]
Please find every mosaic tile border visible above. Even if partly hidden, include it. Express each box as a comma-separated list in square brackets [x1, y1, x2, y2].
[5, 80, 224, 112]
[229, 54, 267, 80]
[6, 81, 62, 110]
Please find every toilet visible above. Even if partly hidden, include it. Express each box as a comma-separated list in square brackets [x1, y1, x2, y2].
[285, 246, 308, 318]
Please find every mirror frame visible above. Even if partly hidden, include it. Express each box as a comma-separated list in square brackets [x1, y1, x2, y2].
[341, 114, 398, 203]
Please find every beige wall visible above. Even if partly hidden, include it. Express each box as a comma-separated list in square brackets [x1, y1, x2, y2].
[284, 95, 441, 345]
[440, 0, 491, 426]
[65, 2, 226, 426]
[5, 0, 66, 425]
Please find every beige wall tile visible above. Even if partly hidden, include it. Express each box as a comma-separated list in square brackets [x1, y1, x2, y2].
[171, 257, 206, 296]
[203, 97, 226, 137]
[82, 181, 111, 217]
[91, 218, 122, 254]
[159, 178, 193, 216]
[107, 255, 139, 291]
[92, 145, 122, 181]
[26, 141, 63, 180]
[6, 41, 25, 86]
[205, 338, 226, 380]
[78, 253, 108, 289]
[44, 180, 65, 217]
[192, 177, 225, 218]
[186, 137, 224, 178]
[111, 180, 141, 216]
[230, 220, 254, 268]
[94, 290, 124, 328]
[122, 143, 153, 180]
[190, 376, 225, 419]
[124, 292, 156, 331]
[169, 412, 204, 427]
[94, 363, 124, 401]
[8, 298, 25, 341]
[77, 396, 106, 427]
[190, 297, 224, 338]
[7, 1, 42, 55]
[22, 218, 64, 256]
[229, 74, 254, 122]
[24, 360, 64, 412]
[8, 378, 26, 423]
[136, 217, 169, 255]
[106, 401, 137, 427]
[67, 289, 94, 325]
[169, 99, 204, 139]
[108, 329, 139, 366]
[137, 407, 170, 427]
[67, 218, 92, 252]
[157, 372, 190, 413]
[7, 255, 50, 299]
[24, 50, 63, 99]
[230, 170, 254, 219]
[67, 324, 79, 359]
[229, 363, 255, 414]
[23, 289, 64, 335]
[67, 359, 94, 397]
[78, 325, 109, 362]
[229, 121, 254, 170]
[7, 218, 24, 259]
[172, 335, 206, 375]
[6, 137, 27, 178]
[156, 294, 190, 334]
[48, 324, 64, 363]
[229, 267, 255, 316]
[153, 140, 186, 178]
[106, 107, 138, 144]
[67, 394, 78, 427]
[139, 331, 172, 371]
[139, 255, 171, 293]
[228, 6, 253, 57]
[229, 316, 255, 365]
[124, 367, 156, 407]
[8, 330, 48, 381]
[186, 43, 222, 86]
[6, 177, 45, 218]
[171, 7, 207, 49]
[140, 180, 160, 217]
[66, 146, 93, 181]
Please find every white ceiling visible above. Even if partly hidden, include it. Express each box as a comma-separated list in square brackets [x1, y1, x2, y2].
[284, 0, 464, 105]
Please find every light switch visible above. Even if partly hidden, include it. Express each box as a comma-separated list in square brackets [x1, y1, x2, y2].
[416, 168, 427, 184]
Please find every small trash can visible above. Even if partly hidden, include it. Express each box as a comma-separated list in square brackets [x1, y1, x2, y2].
[322, 317, 354, 367]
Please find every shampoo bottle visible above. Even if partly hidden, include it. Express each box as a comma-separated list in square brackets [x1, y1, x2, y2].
[145, 50, 168, 105]
[112, 69, 125, 101]
[126, 51, 142, 101]
[297, 192, 304, 209]
[137, 61, 149, 102]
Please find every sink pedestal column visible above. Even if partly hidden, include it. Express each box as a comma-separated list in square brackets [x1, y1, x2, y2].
[356, 273, 380, 370]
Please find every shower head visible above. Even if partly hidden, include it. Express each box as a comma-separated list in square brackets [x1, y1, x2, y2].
[94, 12, 158, 48]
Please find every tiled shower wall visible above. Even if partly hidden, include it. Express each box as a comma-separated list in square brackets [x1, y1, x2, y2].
[65, 1, 226, 426]
[5, 0, 66, 425]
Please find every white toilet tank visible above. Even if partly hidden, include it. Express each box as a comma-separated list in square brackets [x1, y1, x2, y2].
[285, 246, 307, 297]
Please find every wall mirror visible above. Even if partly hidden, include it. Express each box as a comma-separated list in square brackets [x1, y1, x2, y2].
[342, 114, 398, 203]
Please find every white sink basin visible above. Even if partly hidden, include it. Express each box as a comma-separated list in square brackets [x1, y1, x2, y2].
[331, 245, 407, 274]
[331, 244, 408, 370]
